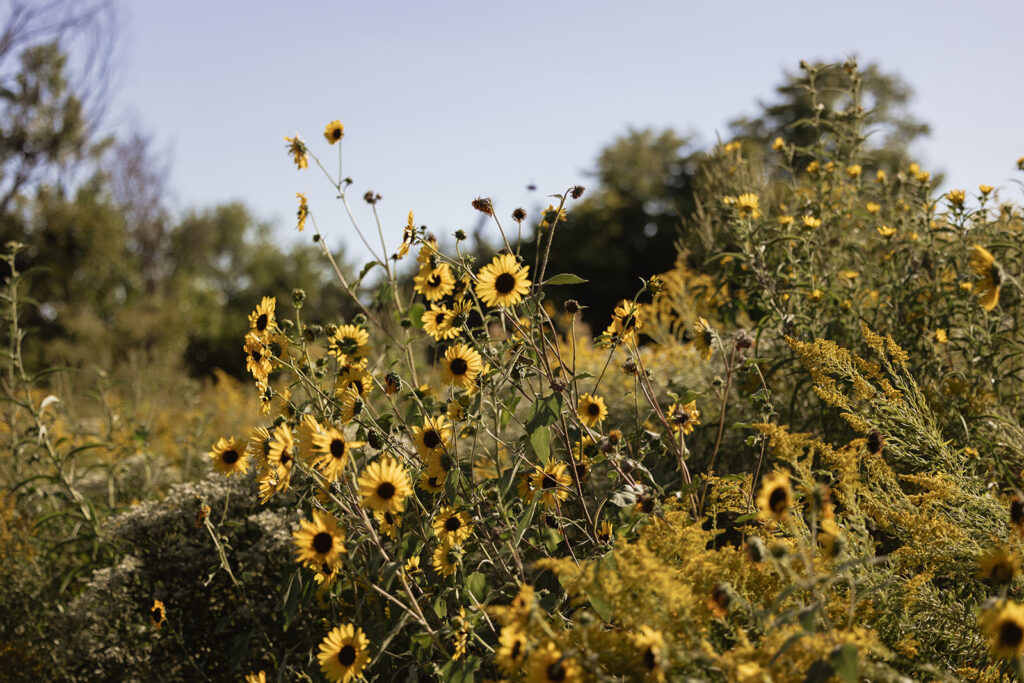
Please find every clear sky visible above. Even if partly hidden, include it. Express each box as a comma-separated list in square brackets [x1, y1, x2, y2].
[110, 0, 1024, 267]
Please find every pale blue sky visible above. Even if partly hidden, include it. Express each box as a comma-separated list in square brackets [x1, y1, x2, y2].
[111, 1, 1024, 266]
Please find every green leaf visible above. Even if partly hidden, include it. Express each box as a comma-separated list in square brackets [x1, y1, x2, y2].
[830, 644, 858, 683]
[530, 424, 551, 465]
[542, 273, 587, 286]
[464, 571, 488, 603]
[408, 303, 425, 328]
[526, 393, 562, 432]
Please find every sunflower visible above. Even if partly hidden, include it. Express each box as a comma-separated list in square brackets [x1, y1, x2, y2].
[432, 542, 461, 577]
[980, 548, 1020, 584]
[525, 642, 583, 683]
[267, 424, 296, 473]
[693, 317, 715, 361]
[735, 193, 761, 219]
[209, 436, 249, 476]
[293, 509, 347, 569]
[476, 254, 531, 308]
[328, 324, 369, 364]
[447, 399, 465, 421]
[433, 505, 473, 545]
[756, 471, 793, 522]
[576, 393, 607, 428]
[421, 303, 458, 341]
[666, 400, 700, 435]
[244, 672, 266, 683]
[318, 624, 370, 683]
[248, 296, 277, 339]
[596, 520, 613, 544]
[441, 344, 483, 389]
[418, 470, 446, 494]
[416, 237, 440, 265]
[244, 333, 272, 381]
[247, 425, 273, 468]
[296, 192, 309, 232]
[337, 365, 373, 397]
[358, 458, 412, 513]
[284, 134, 308, 170]
[412, 415, 452, 458]
[970, 245, 1002, 311]
[530, 462, 571, 509]
[375, 510, 402, 539]
[496, 626, 528, 676]
[338, 386, 365, 424]
[313, 560, 342, 589]
[312, 427, 365, 481]
[1012, 495, 1024, 537]
[604, 300, 644, 344]
[633, 626, 666, 681]
[981, 601, 1024, 660]
[324, 120, 345, 144]
[707, 583, 731, 618]
[413, 262, 456, 301]
[150, 599, 166, 629]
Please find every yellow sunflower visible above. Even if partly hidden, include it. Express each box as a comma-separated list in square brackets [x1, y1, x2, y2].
[693, 317, 715, 360]
[756, 471, 793, 522]
[267, 424, 296, 473]
[244, 672, 266, 683]
[312, 427, 365, 481]
[530, 462, 571, 509]
[209, 436, 248, 476]
[433, 505, 473, 545]
[422, 303, 459, 341]
[418, 470, 446, 494]
[666, 400, 700, 435]
[338, 386, 365, 424]
[293, 509, 347, 569]
[633, 626, 666, 681]
[735, 193, 761, 219]
[328, 324, 369, 363]
[244, 333, 272, 381]
[596, 520, 613, 544]
[476, 253, 531, 308]
[248, 296, 277, 339]
[374, 510, 402, 540]
[604, 300, 644, 343]
[441, 343, 483, 389]
[150, 599, 166, 629]
[496, 626, 528, 676]
[432, 542, 460, 577]
[358, 458, 412, 513]
[323, 120, 345, 144]
[284, 134, 308, 170]
[981, 601, 1024, 660]
[412, 415, 452, 458]
[576, 393, 607, 428]
[336, 365, 373, 398]
[247, 425, 273, 468]
[413, 262, 456, 301]
[970, 245, 1002, 311]
[526, 642, 583, 683]
[317, 624, 370, 683]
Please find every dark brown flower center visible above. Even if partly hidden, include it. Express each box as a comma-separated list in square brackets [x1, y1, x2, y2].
[151, 607, 163, 622]
[331, 128, 342, 140]
[510, 639, 522, 660]
[546, 661, 566, 682]
[384, 512, 395, 524]
[436, 312, 447, 325]
[330, 439, 347, 459]
[643, 646, 657, 670]
[445, 515, 461, 532]
[587, 402, 601, 416]
[450, 358, 468, 376]
[1000, 620, 1024, 648]
[338, 644, 357, 666]
[312, 531, 333, 554]
[428, 274, 442, 288]
[640, 498, 655, 514]
[256, 313, 268, 331]
[1012, 498, 1024, 525]
[495, 272, 517, 294]
[423, 430, 442, 449]
[377, 482, 396, 500]
[221, 449, 239, 464]
[428, 476, 441, 488]
[768, 486, 789, 514]
[542, 473, 559, 490]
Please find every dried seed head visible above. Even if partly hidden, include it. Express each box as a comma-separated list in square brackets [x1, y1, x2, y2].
[471, 197, 494, 216]
[564, 299, 580, 315]
[570, 185, 585, 200]
[512, 207, 527, 222]
[867, 430, 885, 454]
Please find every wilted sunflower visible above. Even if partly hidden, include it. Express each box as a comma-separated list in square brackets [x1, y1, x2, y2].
[312, 427, 364, 481]
[970, 245, 1002, 311]
[323, 120, 344, 144]
[576, 393, 608, 428]
[248, 296, 277, 339]
[666, 400, 700, 435]
[530, 462, 571, 509]
[441, 343, 483, 389]
[757, 471, 793, 522]
[293, 509, 346, 569]
[476, 253, 531, 308]
[295, 192, 309, 232]
[413, 262, 456, 301]
[284, 134, 308, 170]
[693, 318, 715, 361]
[432, 542, 460, 577]
[209, 436, 248, 476]
[317, 624, 370, 683]
[150, 599, 166, 629]
[358, 458, 412, 513]
[422, 303, 458, 341]
[433, 505, 473, 545]
[328, 324, 369, 364]
[412, 415, 453, 458]
[496, 626, 528, 676]
[526, 642, 583, 683]
[981, 601, 1024, 660]
[375, 510, 402, 539]
[633, 626, 666, 682]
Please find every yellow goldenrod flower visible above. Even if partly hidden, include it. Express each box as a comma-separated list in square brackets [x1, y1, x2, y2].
[865, 201, 881, 214]
[846, 164, 862, 178]
[875, 169, 887, 183]
[946, 189, 966, 208]
[979, 184, 994, 196]
[876, 225, 896, 238]
[771, 136, 785, 151]
[934, 328, 948, 344]
[802, 215, 822, 229]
